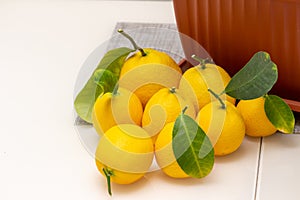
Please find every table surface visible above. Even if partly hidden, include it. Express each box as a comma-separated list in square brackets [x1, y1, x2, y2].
[0, 1, 299, 200]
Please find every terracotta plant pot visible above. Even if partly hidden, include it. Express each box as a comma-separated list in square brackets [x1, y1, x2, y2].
[173, 0, 300, 111]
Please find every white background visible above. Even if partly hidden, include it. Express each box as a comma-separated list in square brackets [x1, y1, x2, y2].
[0, 1, 299, 200]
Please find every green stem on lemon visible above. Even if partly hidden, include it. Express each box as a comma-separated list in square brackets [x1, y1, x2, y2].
[112, 84, 119, 96]
[263, 94, 269, 99]
[219, 90, 226, 96]
[191, 55, 213, 69]
[103, 168, 113, 196]
[118, 29, 147, 56]
[208, 88, 226, 109]
[182, 106, 188, 115]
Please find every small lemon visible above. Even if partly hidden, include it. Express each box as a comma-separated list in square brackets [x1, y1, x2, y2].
[142, 87, 196, 141]
[92, 87, 143, 136]
[197, 100, 245, 156]
[155, 122, 189, 178]
[95, 124, 154, 195]
[237, 97, 277, 137]
[179, 63, 235, 111]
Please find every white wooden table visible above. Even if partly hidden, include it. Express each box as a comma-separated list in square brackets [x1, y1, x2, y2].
[0, 1, 299, 199]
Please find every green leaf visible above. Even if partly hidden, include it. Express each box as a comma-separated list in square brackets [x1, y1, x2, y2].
[172, 113, 214, 178]
[225, 51, 278, 100]
[93, 69, 118, 93]
[74, 77, 102, 124]
[96, 47, 134, 77]
[74, 47, 134, 123]
[264, 95, 295, 134]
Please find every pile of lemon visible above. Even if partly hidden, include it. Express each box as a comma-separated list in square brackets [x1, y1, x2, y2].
[88, 31, 283, 195]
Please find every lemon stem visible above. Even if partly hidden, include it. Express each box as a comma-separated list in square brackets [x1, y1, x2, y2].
[208, 88, 226, 109]
[191, 55, 213, 69]
[169, 87, 176, 94]
[118, 29, 146, 56]
[219, 90, 226, 96]
[182, 106, 188, 114]
[112, 84, 119, 96]
[103, 168, 113, 196]
[263, 94, 269, 99]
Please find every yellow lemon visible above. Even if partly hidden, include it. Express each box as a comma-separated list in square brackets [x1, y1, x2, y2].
[95, 124, 154, 194]
[237, 97, 277, 137]
[92, 87, 143, 136]
[155, 122, 189, 178]
[197, 100, 245, 156]
[178, 63, 235, 112]
[119, 48, 182, 107]
[142, 87, 196, 141]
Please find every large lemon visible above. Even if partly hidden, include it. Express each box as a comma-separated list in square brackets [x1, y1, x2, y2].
[179, 63, 235, 112]
[196, 101, 245, 156]
[95, 124, 154, 194]
[119, 48, 182, 107]
[92, 87, 143, 136]
[155, 122, 189, 178]
[142, 87, 196, 141]
[237, 97, 277, 137]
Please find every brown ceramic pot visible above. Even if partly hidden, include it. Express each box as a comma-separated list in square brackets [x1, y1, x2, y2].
[173, 0, 300, 111]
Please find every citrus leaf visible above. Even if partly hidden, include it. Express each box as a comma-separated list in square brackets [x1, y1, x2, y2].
[74, 77, 102, 124]
[93, 69, 118, 93]
[172, 113, 214, 178]
[264, 95, 295, 134]
[74, 47, 134, 123]
[225, 51, 278, 100]
[97, 47, 134, 77]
